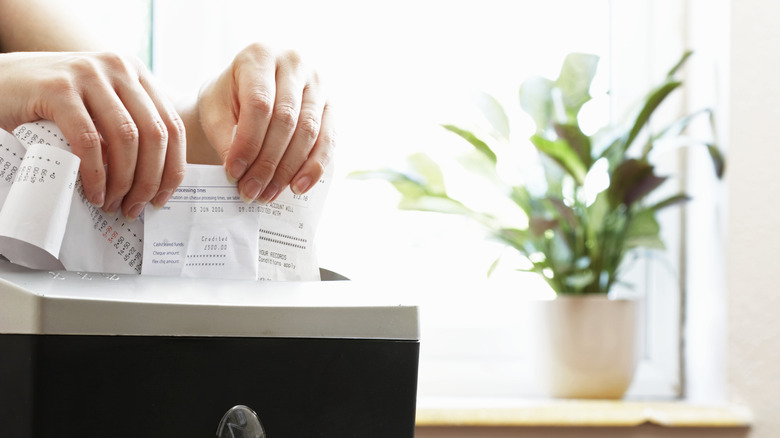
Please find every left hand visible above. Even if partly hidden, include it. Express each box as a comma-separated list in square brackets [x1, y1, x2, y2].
[196, 43, 335, 203]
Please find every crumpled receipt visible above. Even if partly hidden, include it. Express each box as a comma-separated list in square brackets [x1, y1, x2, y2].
[0, 121, 332, 281]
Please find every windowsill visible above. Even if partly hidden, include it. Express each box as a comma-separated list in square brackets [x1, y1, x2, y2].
[416, 397, 753, 428]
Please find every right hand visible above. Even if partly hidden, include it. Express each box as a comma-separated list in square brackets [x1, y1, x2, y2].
[0, 51, 186, 220]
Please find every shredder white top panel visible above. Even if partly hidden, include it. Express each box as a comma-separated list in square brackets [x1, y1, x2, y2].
[0, 261, 419, 340]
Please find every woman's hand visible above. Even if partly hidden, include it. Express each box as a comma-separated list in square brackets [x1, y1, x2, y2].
[193, 43, 335, 203]
[0, 51, 186, 220]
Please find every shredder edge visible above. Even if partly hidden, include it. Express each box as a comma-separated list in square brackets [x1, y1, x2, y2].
[0, 266, 419, 340]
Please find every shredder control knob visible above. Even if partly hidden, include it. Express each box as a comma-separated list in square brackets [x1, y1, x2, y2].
[216, 405, 265, 438]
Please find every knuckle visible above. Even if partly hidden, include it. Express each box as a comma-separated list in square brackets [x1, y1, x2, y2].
[42, 75, 77, 97]
[133, 179, 162, 200]
[317, 149, 333, 171]
[253, 157, 278, 177]
[310, 70, 321, 84]
[280, 49, 303, 68]
[144, 119, 168, 147]
[297, 114, 321, 143]
[116, 120, 140, 145]
[164, 165, 187, 189]
[320, 127, 337, 150]
[70, 56, 101, 77]
[107, 175, 133, 198]
[233, 130, 263, 155]
[316, 132, 336, 168]
[166, 113, 186, 143]
[273, 103, 298, 132]
[239, 42, 273, 63]
[77, 128, 102, 152]
[274, 161, 298, 181]
[245, 90, 274, 116]
[95, 52, 128, 71]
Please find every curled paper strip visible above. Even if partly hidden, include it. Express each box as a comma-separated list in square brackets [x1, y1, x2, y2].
[0, 142, 79, 270]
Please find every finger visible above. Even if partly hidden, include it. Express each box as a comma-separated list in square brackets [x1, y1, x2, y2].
[262, 80, 324, 203]
[227, 48, 277, 185]
[49, 99, 106, 207]
[84, 70, 165, 219]
[139, 73, 187, 209]
[83, 80, 146, 214]
[239, 55, 306, 203]
[291, 102, 336, 195]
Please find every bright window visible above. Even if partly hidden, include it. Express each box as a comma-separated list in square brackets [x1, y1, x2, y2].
[76, 0, 698, 400]
[151, 0, 688, 399]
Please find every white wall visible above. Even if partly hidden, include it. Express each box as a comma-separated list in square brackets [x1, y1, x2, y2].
[726, 0, 780, 437]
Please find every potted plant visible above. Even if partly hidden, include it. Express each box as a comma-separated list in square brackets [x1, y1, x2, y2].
[351, 52, 724, 398]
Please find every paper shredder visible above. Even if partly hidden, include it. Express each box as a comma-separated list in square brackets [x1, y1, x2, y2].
[0, 261, 419, 437]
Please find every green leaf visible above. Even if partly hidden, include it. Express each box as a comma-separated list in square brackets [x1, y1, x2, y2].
[487, 254, 502, 278]
[349, 169, 428, 197]
[529, 215, 558, 236]
[442, 124, 497, 165]
[407, 153, 447, 195]
[667, 50, 693, 78]
[625, 209, 665, 250]
[647, 193, 691, 212]
[530, 134, 588, 185]
[510, 185, 534, 216]
[519, 75, 554, 132]
[608, 159, 667, 208]
[642, 108, 712, 158]
[493, 228, 531, 255]
[554, 123, 593, 169]
[555, 53, 599, 119]
[564, 270, 596, 290]
[707, 143, 726, 178]
[455, 149, 502, 186]
[641, 108, 725, 179]
[586, 191, 610, 235]
[476, 92, 510, 140]
[388, 177, 426, 199]
[602, 80, 682, 167]
[624, 80, 682, 154]
[398, 195, 475, 216]
[546, 197, 578, 230]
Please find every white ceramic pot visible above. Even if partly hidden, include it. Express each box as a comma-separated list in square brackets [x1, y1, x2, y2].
[528, 295, 641, 399]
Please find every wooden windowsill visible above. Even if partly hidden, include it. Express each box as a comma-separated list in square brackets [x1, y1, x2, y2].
[416, 397, 752, 428]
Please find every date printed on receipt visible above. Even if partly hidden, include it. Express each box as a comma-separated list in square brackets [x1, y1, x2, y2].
[142, 165, 261, 280]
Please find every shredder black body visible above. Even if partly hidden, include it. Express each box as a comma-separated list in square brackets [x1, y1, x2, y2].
[0, 334, 419, 437]
[0, 264, 420, 438]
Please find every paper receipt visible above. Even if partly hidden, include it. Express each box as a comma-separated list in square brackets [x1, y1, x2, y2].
[142, 165, 261, 280]
[0, 121, 333, 281]
[0, 142, 79, 270]
[142, 163, 332, 281]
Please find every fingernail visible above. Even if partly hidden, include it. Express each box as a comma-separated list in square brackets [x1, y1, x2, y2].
[105, 199, 122, 216]
[228, 159, 248, 183]
[258, 182, 279, 205]
[291, 176, 312, 195]
[240, 178, 262, 203]
[151, 190, 172, 208]
[92, 191, 105, 208]
[126, 202, 146, 221]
